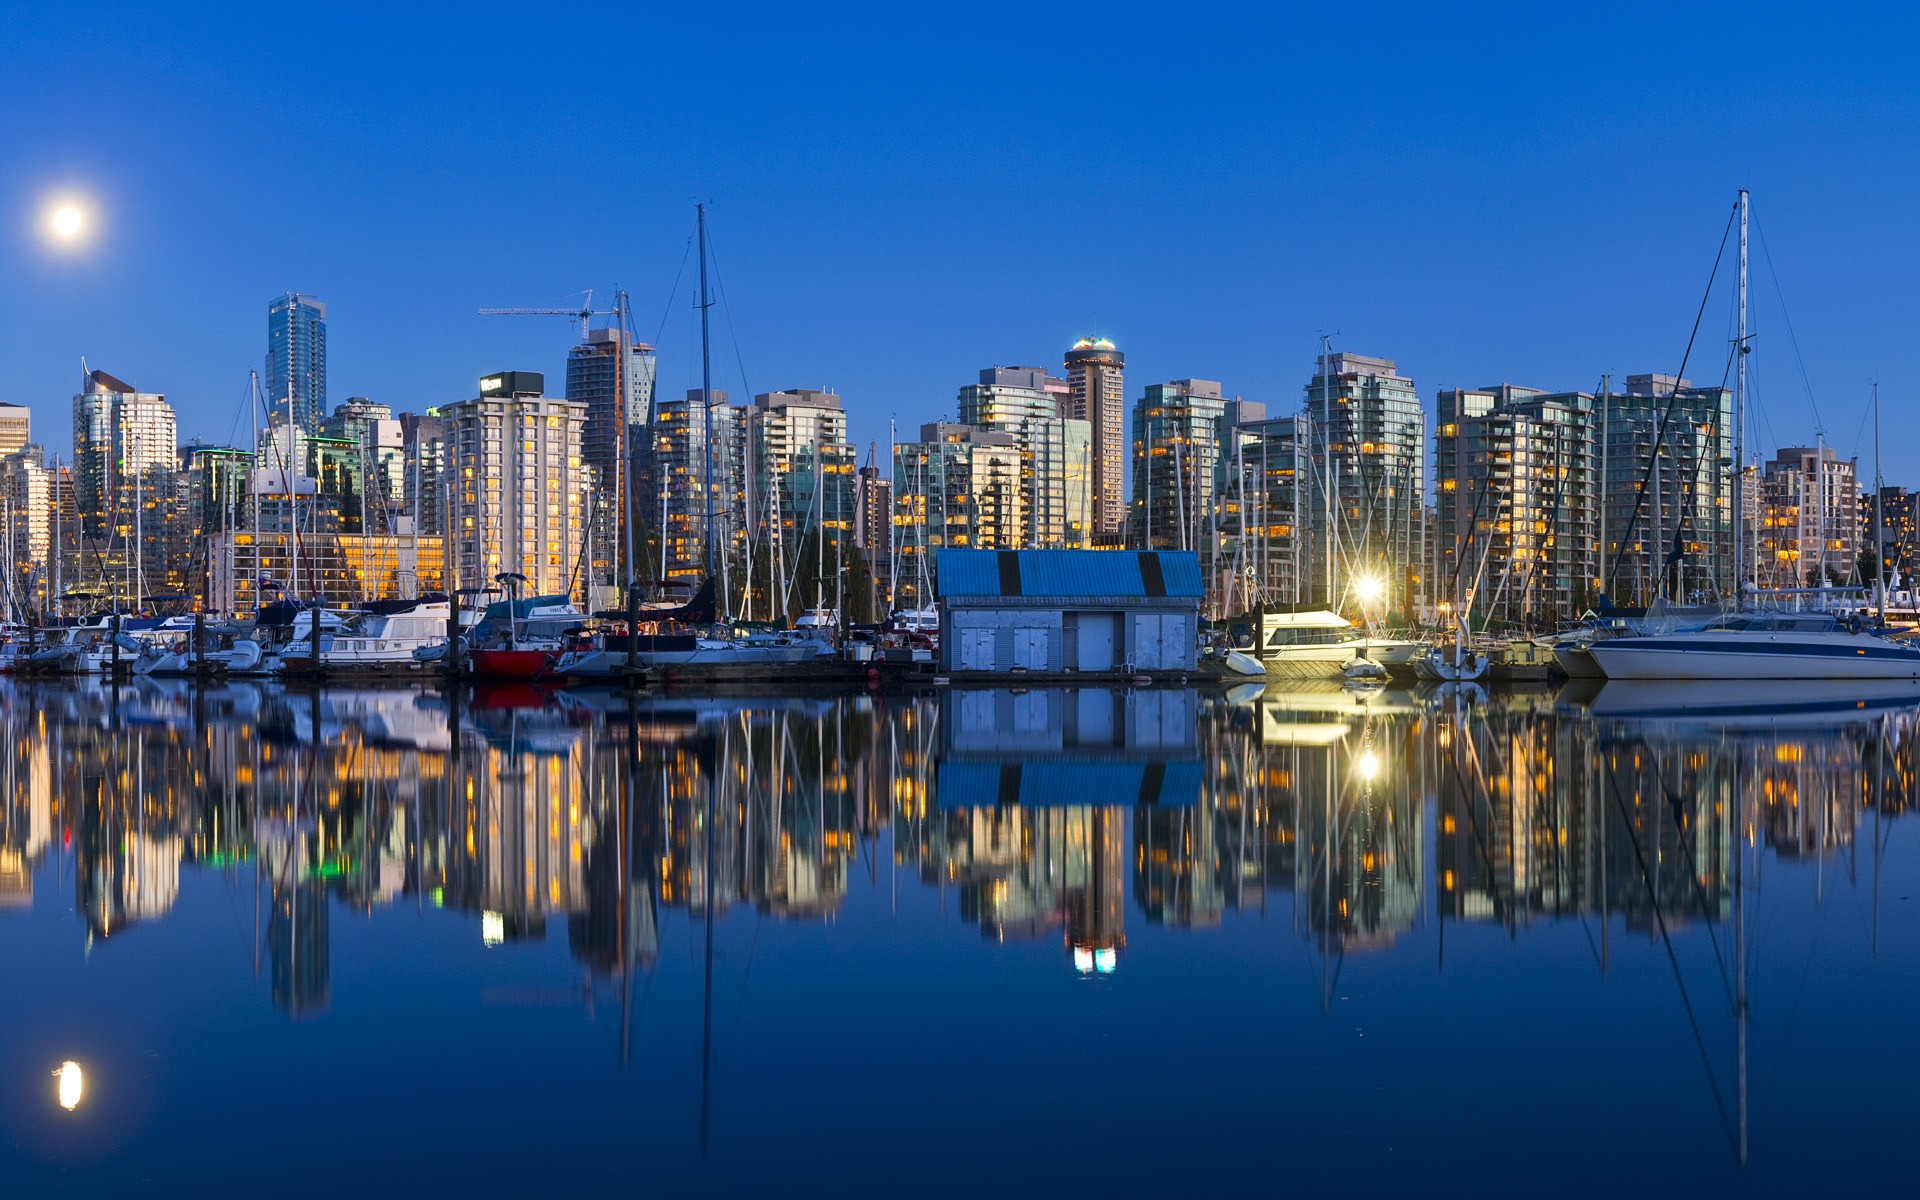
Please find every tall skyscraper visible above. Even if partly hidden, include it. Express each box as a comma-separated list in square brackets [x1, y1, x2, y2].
[1305, 352, 1426, 611]
[567, 328, 658, 590]
[1065, 338, 1125, 541]
[957, 366, 1091, 548]
[444, 371, 592, 599]
[267, 293, 327, 431]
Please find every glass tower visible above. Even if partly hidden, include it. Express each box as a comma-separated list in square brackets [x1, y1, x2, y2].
[267, 293, 327, 432]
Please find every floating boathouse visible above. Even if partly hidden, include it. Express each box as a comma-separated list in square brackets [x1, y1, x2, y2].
[933, 549, 1203, 674]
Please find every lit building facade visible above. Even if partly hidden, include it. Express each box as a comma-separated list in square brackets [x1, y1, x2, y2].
[1434, 385, 1597, 624]
[650, 389, 746, 584]
[321, 399, 405, 532]
[1224, 408, 1314, 607]
[957, 367, 1091, 548]
[1129, 378, 1229, 553]
[0, 445, 51, 614]
[444, 371, 592, 599]
[1598, 375, 1735, 603]
[0, 403, 28, 458]
[1305, 352, 1426, 612]
[1064, 337, 1126, 541]
[890, 422, 1021, 610]
[1757, 445, 1861, 588]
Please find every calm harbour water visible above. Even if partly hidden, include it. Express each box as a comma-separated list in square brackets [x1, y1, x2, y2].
[3, 678, 1918, 1195]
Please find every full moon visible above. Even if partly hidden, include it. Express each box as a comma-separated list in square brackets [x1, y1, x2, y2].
[56, 1060, 84, 1110]
[50, 205, 85, 239]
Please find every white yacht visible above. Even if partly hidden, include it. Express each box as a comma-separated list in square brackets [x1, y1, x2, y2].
[1260, 608, 1425, 679]
[280, 598, 450, 673]
[1585, 611, 1920, 680]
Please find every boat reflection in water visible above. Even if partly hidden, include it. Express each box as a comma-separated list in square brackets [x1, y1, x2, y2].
[4, 675, 1920, 1182]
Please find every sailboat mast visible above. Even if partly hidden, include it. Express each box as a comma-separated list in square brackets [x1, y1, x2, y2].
[696, 204, 720, 618]
[1874, 381, 1885, 623]
[1734, 189, 1748, 600]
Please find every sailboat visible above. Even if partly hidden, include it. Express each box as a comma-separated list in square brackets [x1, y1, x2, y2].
[1588, 191, 1920, 681]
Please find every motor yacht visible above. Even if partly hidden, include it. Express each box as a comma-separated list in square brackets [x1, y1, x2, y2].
[1260, 607, 1425, 679]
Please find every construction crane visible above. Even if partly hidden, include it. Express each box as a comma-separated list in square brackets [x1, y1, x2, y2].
[477, 289, 619, 335]
[476, 290, 639, 612]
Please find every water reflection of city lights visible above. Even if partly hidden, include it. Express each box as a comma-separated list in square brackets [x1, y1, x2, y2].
[56, 1061, 83, 1110]
[1093, 948, 1117, 974]
[1072, 947, 1094, 974]
[481, 911, 505, 947]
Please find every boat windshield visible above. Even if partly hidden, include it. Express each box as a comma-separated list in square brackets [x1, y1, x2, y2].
[1711, 613, 1841, 633]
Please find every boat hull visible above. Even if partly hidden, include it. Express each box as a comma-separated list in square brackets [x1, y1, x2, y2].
[1552, 645, 1605, 679]
[466, 648, 557, 680]
[1587, 632, 1920, 680]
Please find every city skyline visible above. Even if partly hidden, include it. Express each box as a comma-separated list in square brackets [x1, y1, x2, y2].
[5, 8, 1917, 475]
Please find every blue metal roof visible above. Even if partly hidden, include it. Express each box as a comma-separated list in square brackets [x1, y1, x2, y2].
[934, 549, 1204, 599]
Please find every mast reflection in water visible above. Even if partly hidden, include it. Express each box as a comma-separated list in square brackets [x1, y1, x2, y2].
[2, 677, 1918, 1192]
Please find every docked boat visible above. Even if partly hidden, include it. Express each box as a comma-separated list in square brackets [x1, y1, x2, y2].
[1584, 611, 1920, 681]
[279, 596, 450, 675]
[1260, 607, 1425, 679]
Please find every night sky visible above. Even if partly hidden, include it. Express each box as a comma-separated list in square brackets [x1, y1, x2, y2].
[4, 2, 1913, 475]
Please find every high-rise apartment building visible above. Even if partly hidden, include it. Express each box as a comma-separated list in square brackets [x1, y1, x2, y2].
[1873, 486, 1917, 576]
[646, 388, 746, 584]
[1064, 338, 1125, 541]
[853, 462, 892, 601]
[402, 412, 451, 536]
[746, 389, 855, 616]
[321, 399, 404, 532]
[444, 371, 592, 599]
[1757, 445, 1860, 588]
[1224, 407, 1314, 608]
[1305, 352, 1426, 612]
[567, 329, 657, 590]
[1130, 379, 1229, 553]
[957, 366, 1091, 548]
[72, 369, 177, 544]
[0, 403, 29, 458]
[890, 422, 1022, 610]
[0, 445, 52, 612]
[1597, 374, 1734, 604]
[267, 293, 327, 431]
[1434, 385, 1597, 624]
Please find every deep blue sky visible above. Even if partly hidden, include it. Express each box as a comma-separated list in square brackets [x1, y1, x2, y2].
[3, 3, 1913, 478]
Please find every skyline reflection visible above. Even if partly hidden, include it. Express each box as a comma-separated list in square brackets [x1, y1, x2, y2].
[6, 677, 1920, 1187]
